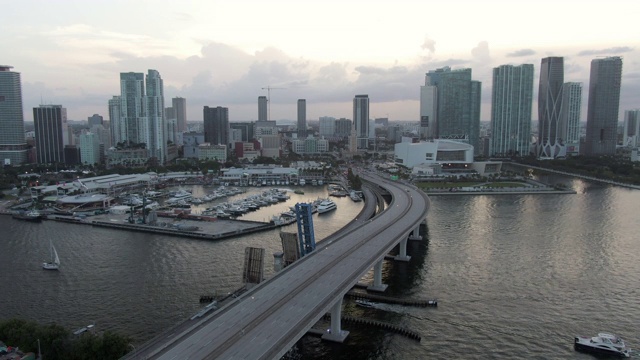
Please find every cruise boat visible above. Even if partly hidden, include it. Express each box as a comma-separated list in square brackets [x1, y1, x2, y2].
[574, 333, 630, 358]
[316, 199, 337, 214]
[12, 209, 43, 222]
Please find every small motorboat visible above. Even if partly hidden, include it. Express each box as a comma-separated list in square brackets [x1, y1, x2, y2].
[574, 333, 630, 358]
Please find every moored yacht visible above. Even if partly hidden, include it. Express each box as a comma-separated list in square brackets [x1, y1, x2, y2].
[316, 199, 337, 214]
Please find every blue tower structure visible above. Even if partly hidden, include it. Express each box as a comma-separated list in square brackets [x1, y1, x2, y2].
[295, 203, 316, 256]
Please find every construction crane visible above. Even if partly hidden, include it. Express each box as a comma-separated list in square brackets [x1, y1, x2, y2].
[261, 86, 285, 121]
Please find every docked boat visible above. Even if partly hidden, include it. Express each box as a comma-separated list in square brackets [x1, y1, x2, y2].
[316, 199, 337, 214]
[355, 299, 377, 308]
[294, 189, 304, 195]
[349, 191, 362, 202]
[12, 209, 43, 222]
[574, 333, 630, 358]
[43, 239, 60, 270]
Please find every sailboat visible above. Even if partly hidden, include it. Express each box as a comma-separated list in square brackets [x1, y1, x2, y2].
[43, 239, 60, 270]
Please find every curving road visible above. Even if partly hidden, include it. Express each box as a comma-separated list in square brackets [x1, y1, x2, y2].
[135, 176, 430, 360]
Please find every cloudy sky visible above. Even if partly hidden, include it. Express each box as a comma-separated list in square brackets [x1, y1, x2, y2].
[3, 0, 639, 123]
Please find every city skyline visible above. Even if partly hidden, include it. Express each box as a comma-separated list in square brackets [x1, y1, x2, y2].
[3, 0, 639, 123]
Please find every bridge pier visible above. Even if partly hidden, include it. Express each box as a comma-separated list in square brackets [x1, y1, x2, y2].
[409, 225, 421, 240]
[321, 298, 349, 343]
[394, 238, 411, 262]
[367, 260, 388, 292]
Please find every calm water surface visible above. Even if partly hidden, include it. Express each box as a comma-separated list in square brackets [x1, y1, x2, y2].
[1, 177, 639, 359]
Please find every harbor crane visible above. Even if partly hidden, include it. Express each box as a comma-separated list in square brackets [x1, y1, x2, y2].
[261, 86, 285, 121]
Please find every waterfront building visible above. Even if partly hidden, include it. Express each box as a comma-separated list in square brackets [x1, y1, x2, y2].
[0, 65, 28, 165]
[258, 96, 268, 121]
[108, 96, 123, 146]
[560, 82, 583, 156]
[297, 99, 307, 138]
[33, 105, 68, 165]
[203, 106, 230, 147]
[584, 56, 623, 155]
[220, 165, 299, 186]
[394, 139, 474, 168]
[291, 136, 329, 155]
[537, 57, 565, 158]
[353, 95, 369, 149]
[198, 143, 227, 162]
[423, 67, 482, 154]
[119, 72, 146, 146]
[489, 64, 534, 157]
[623, 109, 640, 148]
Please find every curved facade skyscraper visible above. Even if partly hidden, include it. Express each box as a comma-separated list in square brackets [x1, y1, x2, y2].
[537, 57, 564, 158]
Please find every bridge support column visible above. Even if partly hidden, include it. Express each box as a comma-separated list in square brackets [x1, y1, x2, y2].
[322, 298, 349, 343]
[367, 260, 388, 292]
[394, 238, 411, 262]
[409, 225, 421, 240]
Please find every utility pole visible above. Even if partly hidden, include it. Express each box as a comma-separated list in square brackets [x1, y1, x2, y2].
[261, 86, 285, 121]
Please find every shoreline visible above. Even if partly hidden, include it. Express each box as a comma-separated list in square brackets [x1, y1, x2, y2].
[424, 189, 576, 196]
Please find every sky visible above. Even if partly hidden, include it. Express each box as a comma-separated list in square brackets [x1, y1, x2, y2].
[2, 0, 640, 123]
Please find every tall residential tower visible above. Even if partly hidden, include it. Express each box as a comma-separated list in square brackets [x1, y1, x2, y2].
[0, 65, 28, 164]
[297, 99, 306, 138]
[490, 64, 534, 157]
[537, 57, 565, 158]
[353, 95, 369, 149]
[584, 56, 623, 155]
[33, 105, 68, 165]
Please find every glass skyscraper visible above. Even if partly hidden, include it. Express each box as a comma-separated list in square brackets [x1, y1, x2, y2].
[584, 56, 623, 155]
[297, 99, 306, 138]
[424, 67, 481, 154]
[353, 94, 369, 149]
[0, 65, 28, 165]
[490, 64, 534, 157]
[537, 57, 565, 158]
[33, 105, 68, 165]
[146, 69, 166, 164]
[204, 106, 230, 147]
[560, 82, 583, 156]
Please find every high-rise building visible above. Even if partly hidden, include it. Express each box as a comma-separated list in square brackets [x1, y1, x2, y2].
[203, 106, 229, 146]
[33, 105, 68, 165]
[0, 65, 28, 165]
[489, 64, 534, 157]
[584, 56, 623, 155]
[230, 122, 255, 142]
[353, 95, 369, 149]
[560, 82, 583, 156]
[172, 97, 187, 133]
[258, 96, 268, 121]
[145, 69, 166, 164]
[119, 72, 146, 146]
[623, 109, 640, 148]
[423, 67, 482, 153]
[334, 118, 352, 138]
[297, 99, 306, 138]
[79, 132, 100, 165]
[88, 114, 103, 127]
[108, 96, 123, 146]
[537, 57, 565, 158]
[319, 116, 336, 137]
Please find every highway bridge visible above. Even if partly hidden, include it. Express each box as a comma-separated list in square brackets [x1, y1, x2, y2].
[127, 174, 430, 359]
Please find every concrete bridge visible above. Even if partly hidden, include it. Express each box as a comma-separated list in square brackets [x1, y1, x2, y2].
[126, 174, 430, 359]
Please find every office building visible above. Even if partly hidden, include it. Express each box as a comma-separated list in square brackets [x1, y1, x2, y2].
[319, 116, 336, 137]
[0, 65, 28, 164]
[490, 64, 534, 157]
[353, 95, 369, 149]
[258, 96, 268, 121]
[33, 105, 68, 165]
[423, 67, 482, 153]
[230, 122, 255, 142]
[297, 99, 306, 138]
[584, 56, 623, 155]
[172, 97, 187, 133]
[204, 106, 230, 147]
[334, 118, 352, 138]
[537, 57, 565, 158]
[560, 82, 583, 156]
[108, 96, 123, 146]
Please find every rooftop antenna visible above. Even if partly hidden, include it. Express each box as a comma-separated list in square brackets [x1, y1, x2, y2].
[261, 86, 285, 121]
